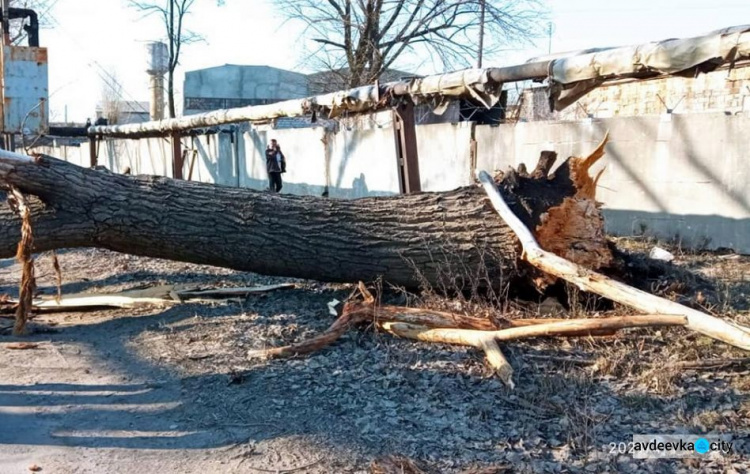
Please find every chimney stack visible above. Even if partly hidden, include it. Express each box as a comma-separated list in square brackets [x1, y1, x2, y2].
[146, 41, 168, 120]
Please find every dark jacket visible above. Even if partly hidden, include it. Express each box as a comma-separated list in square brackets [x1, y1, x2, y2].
[265, 146, 286, 173]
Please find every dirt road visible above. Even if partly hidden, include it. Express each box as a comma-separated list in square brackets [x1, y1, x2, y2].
[1, 248, 748, 473]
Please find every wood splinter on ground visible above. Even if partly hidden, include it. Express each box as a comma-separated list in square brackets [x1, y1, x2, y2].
[0, 283, 296, 313]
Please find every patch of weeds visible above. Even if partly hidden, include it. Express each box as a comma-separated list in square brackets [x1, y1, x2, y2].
[592, 348, 642, 379]
[692, 410, 723, 428]
[731, 376, 750, 392]
[520, 373, 607, 455]
[636, 365, 679, 395]
[619, 393, 666, 411]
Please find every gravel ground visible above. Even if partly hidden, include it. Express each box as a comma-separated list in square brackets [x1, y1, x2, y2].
[0, 247, 748, 473]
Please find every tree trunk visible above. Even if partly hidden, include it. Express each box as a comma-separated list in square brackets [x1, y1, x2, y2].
[167, 68, 176, 119]
[0, 144, 611, 291]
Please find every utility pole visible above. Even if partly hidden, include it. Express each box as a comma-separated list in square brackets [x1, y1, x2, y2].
[477, 0, 486, 68]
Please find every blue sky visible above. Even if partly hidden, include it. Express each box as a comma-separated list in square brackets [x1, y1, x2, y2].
[40, 0, 750, 121]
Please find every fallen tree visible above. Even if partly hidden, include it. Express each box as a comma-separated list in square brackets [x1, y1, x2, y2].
[0, 140, 611, 292]
[3, 139, 749, 374]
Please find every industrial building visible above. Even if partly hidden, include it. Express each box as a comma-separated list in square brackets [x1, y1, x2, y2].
[182, 65, 309, 115]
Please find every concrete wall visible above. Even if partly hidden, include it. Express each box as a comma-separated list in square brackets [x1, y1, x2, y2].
[476, 114, 750, 252]
[416, 122, 474, 191]
[189, 133, 239, 186]
[40, 112, 750, 253]
[327, 112, 401, 198]
[102, 138, 173, 177]
[239, 111, 400, 197]
[35, 139, 174, 176]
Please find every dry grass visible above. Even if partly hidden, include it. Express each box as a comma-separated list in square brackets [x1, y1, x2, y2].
[369, 455, 429, 474]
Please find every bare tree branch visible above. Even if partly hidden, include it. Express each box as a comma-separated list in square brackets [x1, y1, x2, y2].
[278, 0, 545, 90]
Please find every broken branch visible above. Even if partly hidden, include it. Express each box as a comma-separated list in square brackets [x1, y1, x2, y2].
[247, 302, 372, 359]
[380, 315, 688, 344]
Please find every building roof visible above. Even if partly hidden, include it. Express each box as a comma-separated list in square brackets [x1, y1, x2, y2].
[185, 64, 309, 79]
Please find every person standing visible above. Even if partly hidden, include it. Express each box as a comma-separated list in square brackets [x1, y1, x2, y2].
[265, 138, 286, 192]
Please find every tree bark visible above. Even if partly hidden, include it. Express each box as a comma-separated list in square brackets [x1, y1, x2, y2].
[0, 145, 611, 291]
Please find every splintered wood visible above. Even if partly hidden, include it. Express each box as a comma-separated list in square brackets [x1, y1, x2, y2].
[5, 135, 749, 389]
[534, 133, 612, 272]
[0, 283, 297, 313]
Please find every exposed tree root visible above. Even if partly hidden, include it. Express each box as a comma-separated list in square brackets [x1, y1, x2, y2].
[246, 137, 750, 387]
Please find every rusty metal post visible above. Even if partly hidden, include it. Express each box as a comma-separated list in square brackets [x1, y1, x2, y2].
[171, 132, 183, 179]
[88, 135, 98, 167]
[392, 102, 421, 194]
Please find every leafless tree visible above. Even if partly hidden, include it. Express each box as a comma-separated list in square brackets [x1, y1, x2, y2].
[129, 1, 221, 118]
[279, 0, 545, 90]
[99, 71, 124, 125]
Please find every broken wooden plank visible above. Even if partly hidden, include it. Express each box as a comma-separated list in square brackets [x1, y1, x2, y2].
[3, 283, 296, 313]
[28, 295, 175, 311]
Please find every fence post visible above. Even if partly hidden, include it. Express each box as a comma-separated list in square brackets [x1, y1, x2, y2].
[469, 122, 478, 179]
[89, 135, 98, 168]
[171, 132, 183, 179]
[392, 102, 421, 194]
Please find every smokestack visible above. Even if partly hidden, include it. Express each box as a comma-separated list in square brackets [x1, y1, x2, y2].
[146, 41, 168, 121]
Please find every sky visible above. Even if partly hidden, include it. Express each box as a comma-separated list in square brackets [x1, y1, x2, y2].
[37, 0, 750, 122]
